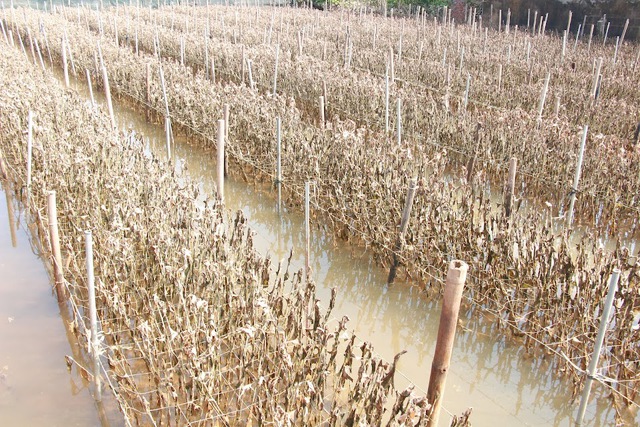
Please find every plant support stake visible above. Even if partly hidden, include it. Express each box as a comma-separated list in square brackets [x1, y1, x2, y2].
[85, 230, 102, 402]
[566, 125, 589, 229]
[387, 177, 417, 285]
[427, 260, 469, 427]
[575, 269, 620, 426]
[48, 191, 65, 302]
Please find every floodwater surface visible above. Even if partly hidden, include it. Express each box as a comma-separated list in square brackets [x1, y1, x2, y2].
[0, 185, 109, 426]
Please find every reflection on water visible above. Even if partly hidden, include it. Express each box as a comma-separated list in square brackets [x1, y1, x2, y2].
[56, 68, 639, 425]
[0, 185, 105, 426]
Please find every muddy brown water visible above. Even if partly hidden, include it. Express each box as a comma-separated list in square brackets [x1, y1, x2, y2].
[0, 184, 120, 426]
[1, 60, 638, 427]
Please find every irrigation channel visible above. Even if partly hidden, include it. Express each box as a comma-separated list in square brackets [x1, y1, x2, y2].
[1, 2, 640, 426]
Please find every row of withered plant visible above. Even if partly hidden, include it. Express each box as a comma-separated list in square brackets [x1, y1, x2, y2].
[9, 5, 638, 412]
[81, 4, 640, 227]
[0, 39, 456, 425]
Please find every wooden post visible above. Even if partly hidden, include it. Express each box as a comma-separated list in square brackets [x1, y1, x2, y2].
[100, 57, 116, 130]
[396, 98, 401, 145]
[26, 111, 33, 190]
[426, 260, 469, 427]
[217, 119, 225, 202]
[537, 72, 550, 123]
[47, 191, 65, 302]
[385, 65, 390, 133]
[304, 181, 310, 278]
[85, 230, 102, 402]
[62, 37, 69, 87]
[592, 58, 602, 100]
[247, 58, 255, 90]
[463, 73, 471, 112]
[575, 269, 620, 426]
[86, 69, 95, 108]
[504, 157, 517, 217]
[620, 18, 629, 47]
[224, 104, 230, 141]
[319, 96, 325, 128]
[272, 43, 279, 95]
[164, 117, 172, 161]
[566, 126, 588, 229]
[3, 181, 17, 248]
[387, 178, 417, 285]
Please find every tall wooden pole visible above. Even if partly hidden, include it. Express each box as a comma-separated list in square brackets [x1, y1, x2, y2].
[85, 230, 102, 402]
[566, 125, 588, 229]
[427, 260, 469, 427]
[48, 191, 65, 302]
[504, 157, 518, 217]
[217, 119, 225, 202]
[387, 178, 417, 285]
[575, 269, 620, 426]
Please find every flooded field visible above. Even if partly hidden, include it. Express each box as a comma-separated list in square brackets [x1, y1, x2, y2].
[0, 186, 111, 426]
[1, 2, 639, 426]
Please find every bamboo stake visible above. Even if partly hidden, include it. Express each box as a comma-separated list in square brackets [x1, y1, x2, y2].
[62, 36, 69, 87]
[47, 191, 65, 302]
[2, 182, 17, 248]
[592, 58, 602, 100]
[504, 157, 517, 217]
[86, 68, 95, 108]
[304, 181, 310, 278]
[575, 269, 620, 426]
[217, 119, 225, 202]
[224, 104, 230, 141]
[276, 116, 282, 213]
[396, 98, 401, 145]
[463, 73, 471, 112]
[272, 43, 279, 95]
[620, 18, 629, 47]
[588, 24, 594, 52]
[319, 95, 325, 128]
[85, 230, 102, 402]
[566, 125, 589, 229]
[427, 260, 469, 427]
[247, 58, 255, 90]
[387, 177, 417, 285]
[99, 48, 116, 130]
[537, 72, 550, 123]
[26, 110, 33, 190]
[384, 65, 390, 133]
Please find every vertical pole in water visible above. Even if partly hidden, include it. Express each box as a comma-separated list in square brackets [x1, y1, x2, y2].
[47, 191, 65, 302]
[304, 181, 310, 278]
[537, 72, 550, 124]
[26, 111, 33, 191]
[396, 98, 402, 145]
[164, 117, 172, 161]
[575, 269, 620, 426]
[504, 157, 517, 218]
[276, 117, 282, 213]
[86, 68, 95, 108]
[217, 119, 225, 202]
[591, 58, 602, 100]
[319, 96, 325, 128]
[62, 37, 69, 87]
[566, 125, 589, 230]
[85, 231, 102, 402]
[100, 55, 116, 130]
[272, 43, 279, 95]
[588, 24, 594, 52]
[463, 73, 471, 113]
[426, 260, 469, 427]
[385, 65, 390, 133]
[387, 177, 417, 285]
